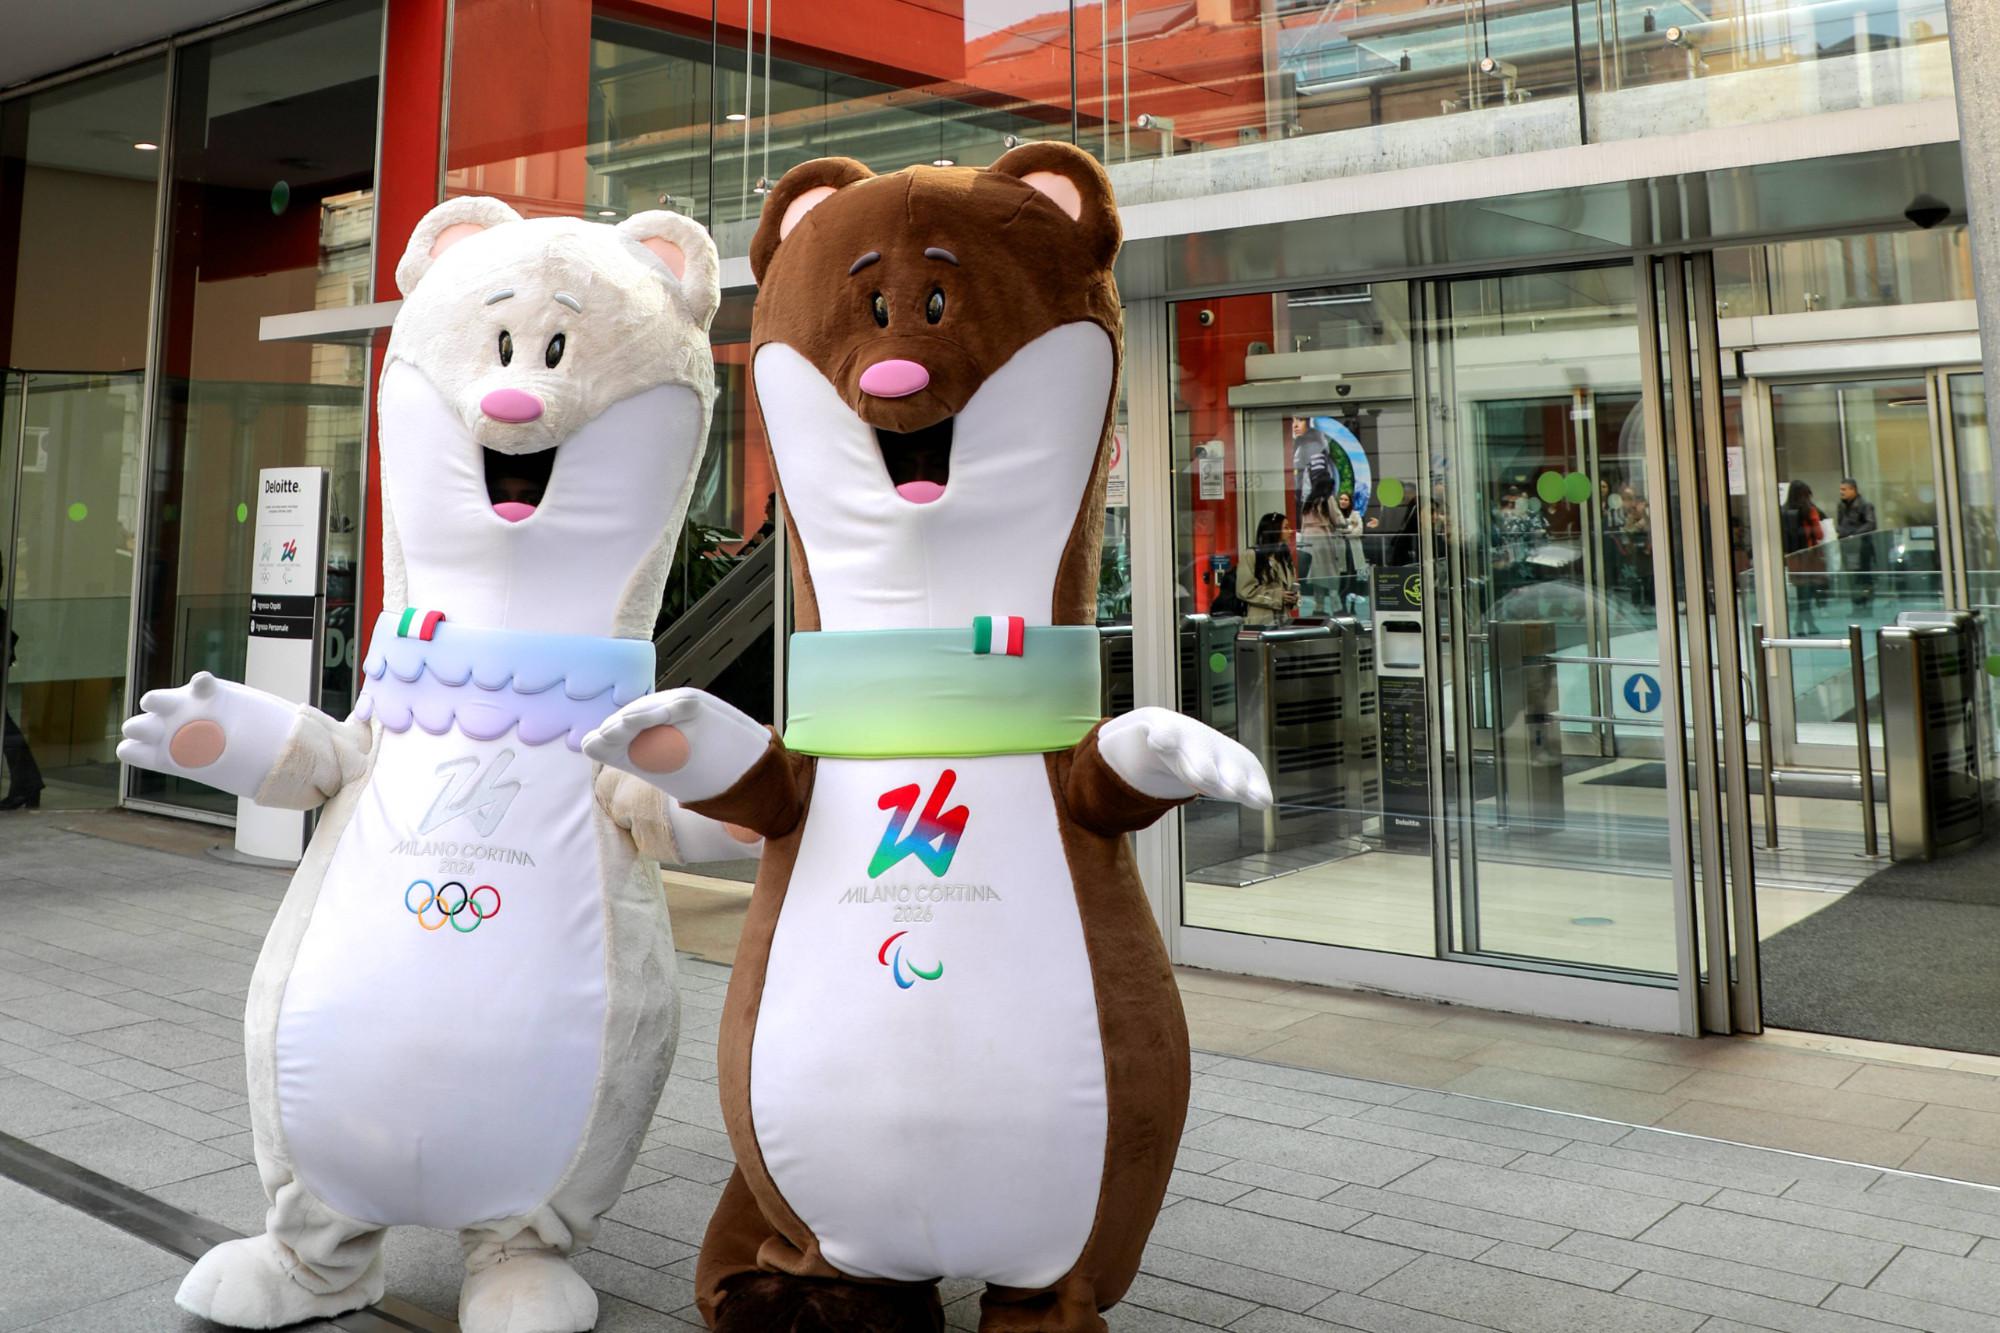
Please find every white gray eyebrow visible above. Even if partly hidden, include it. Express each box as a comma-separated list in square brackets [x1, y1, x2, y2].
[553, 291, 583, 312]
[483, 288, 515, 305]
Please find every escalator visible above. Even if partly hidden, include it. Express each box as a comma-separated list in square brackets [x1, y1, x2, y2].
[652, 533, 779, 718]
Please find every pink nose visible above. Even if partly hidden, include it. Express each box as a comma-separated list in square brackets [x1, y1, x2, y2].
[481, 388, 544, 422]
[858, 359, 930, 399]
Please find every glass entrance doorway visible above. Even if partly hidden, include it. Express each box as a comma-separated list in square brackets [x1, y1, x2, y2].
[1162, 264, 1692, 1029]
[0, 56, 168, 813]
[1151, 249, 1994, 1040]
[1736, 362, 2000, 1054]
[1433, 267, 1682, 979]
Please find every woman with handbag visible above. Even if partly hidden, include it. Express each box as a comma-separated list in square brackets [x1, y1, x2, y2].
[1238, 511, 1299, 626]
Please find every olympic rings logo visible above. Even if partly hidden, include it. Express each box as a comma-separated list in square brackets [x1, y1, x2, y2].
[404, 879, 502, 933]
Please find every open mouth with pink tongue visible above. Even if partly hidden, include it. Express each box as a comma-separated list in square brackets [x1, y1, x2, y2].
[874, 417, 952, 506]
[483, 445, 555, 523]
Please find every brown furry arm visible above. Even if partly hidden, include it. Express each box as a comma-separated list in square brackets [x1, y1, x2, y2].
[685, 729, 809, 840]
[1060, 721, 1190, 837]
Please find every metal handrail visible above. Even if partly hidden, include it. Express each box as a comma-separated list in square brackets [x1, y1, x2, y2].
[1536, 653, 1658, 668]
[1761, 636, 1848, 652]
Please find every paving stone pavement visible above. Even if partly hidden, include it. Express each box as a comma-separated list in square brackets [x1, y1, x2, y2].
[5, 817, 2000, 1332]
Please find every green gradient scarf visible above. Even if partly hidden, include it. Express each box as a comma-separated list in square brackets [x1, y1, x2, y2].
[784, 626, 1102, 758]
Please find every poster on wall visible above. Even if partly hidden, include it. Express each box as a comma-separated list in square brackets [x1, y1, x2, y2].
[236, 466, 328, 863]
[1105, 429, 1128, 508]
[1197, 442, 1226, 500]
[1296, 415, 1373, 515]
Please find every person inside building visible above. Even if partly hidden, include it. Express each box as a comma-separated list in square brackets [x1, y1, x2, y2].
[1837, 477, 1879, 609]
[1331, 489, 1368, 614]
[1238, 510, 1299, 626]
[0, 560, 42, 812]
[1780, 479, 1827, 633]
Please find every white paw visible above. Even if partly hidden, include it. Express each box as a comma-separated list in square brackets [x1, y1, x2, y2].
[1099, 707, 1273, 808]
[117, 673, 299, 799]
[582, 687, 771, 804]
[460, 1252, 597, 1333]
[176, 1233, 383, 1328]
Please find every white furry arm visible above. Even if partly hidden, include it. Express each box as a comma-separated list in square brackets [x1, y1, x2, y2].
[1097, 707, 1274, 808]
[250, 708, 372, 811]
[581, 688, 773, 803]
[116, 673, 350, 806]
[594, 767, 763, 864]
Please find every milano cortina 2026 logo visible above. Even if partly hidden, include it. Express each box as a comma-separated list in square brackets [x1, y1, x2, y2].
[867, 770, 967, 990]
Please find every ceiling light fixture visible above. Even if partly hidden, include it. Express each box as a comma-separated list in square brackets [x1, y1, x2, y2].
[596, 209, 617, 217]
[933, 157, 954, 167]
[725, 112, 747, 122]
[133, 141, 158, 151]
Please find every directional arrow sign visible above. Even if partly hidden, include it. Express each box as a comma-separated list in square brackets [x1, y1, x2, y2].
[1622, 671, 1661, 715]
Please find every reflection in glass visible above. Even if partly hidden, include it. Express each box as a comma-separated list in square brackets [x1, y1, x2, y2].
[1764, 378, 1943, 753]
[1432, 265, 1677, 976]
[1171, 282, 1431, 957]
[132, 0, 383, 814]
[1581, 0, 1953, 140]
[1713, 228, 1976, 319]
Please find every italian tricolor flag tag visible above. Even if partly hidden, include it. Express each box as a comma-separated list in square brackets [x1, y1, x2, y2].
[972, 614, 1025, 657]
[396, 608, 447, 641]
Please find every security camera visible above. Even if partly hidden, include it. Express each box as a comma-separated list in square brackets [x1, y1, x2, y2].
[1477, 57, 1518, 80]
[1136, 113, 1177, 133]
[1335, 383, 1353, 397]
[1197, 308, 1215, 327]
[1905, 193, 1951, 229]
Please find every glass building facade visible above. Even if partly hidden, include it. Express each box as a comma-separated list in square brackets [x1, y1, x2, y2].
[1, 0, 1992, 1045]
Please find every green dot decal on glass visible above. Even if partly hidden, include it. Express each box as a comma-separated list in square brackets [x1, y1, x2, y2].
[1377, 477, 1406, 508]
[270, 180, 290, 215]
[65, 502, 87, 522]
[236, 502, 249, 523]
[1209, 651, 1228, 674]
[1987, 653, 2000, 678]
[1565, 471, 1593, 505]
[1536, 471, 1565, 505]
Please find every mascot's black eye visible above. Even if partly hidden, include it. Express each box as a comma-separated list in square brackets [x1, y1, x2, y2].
[545, 332, 566, 368]
[926, 288, 945, 324]
[497, 330, 513, 366]
[870, 292, 889, 327]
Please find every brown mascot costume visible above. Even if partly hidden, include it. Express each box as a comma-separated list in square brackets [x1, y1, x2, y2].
[583, 142, 1272, 1332]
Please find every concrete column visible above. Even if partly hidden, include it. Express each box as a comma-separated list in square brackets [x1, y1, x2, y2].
[1948, 2, 2000, 414]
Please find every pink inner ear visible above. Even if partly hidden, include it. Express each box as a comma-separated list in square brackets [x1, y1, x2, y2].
[430, 220, 487, 259]
[779, 185, 837, 240]
[1020, 170, 1084, 221]
[640, 235, 687, 279]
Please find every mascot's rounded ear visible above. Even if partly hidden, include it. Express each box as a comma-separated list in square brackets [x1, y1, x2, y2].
[618, 210, 721, 330]
[991, 140, 1120, 269]
[749, 157, 875, 284]
[395, 195, 525, 297]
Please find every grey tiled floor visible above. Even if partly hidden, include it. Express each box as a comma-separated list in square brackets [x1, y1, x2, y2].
[5, 817, 2000, 1332]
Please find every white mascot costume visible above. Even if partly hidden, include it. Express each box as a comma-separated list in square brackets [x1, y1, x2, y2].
[116, 197, 746, 1333]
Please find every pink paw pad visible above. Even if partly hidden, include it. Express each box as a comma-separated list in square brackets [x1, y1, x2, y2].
[628, 725, 690, 774]
[169, 720, 227, 769]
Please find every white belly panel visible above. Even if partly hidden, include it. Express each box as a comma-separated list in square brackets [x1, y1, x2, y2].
[276, 729, 608, 1229]
[750, 754, 1107, 1287]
